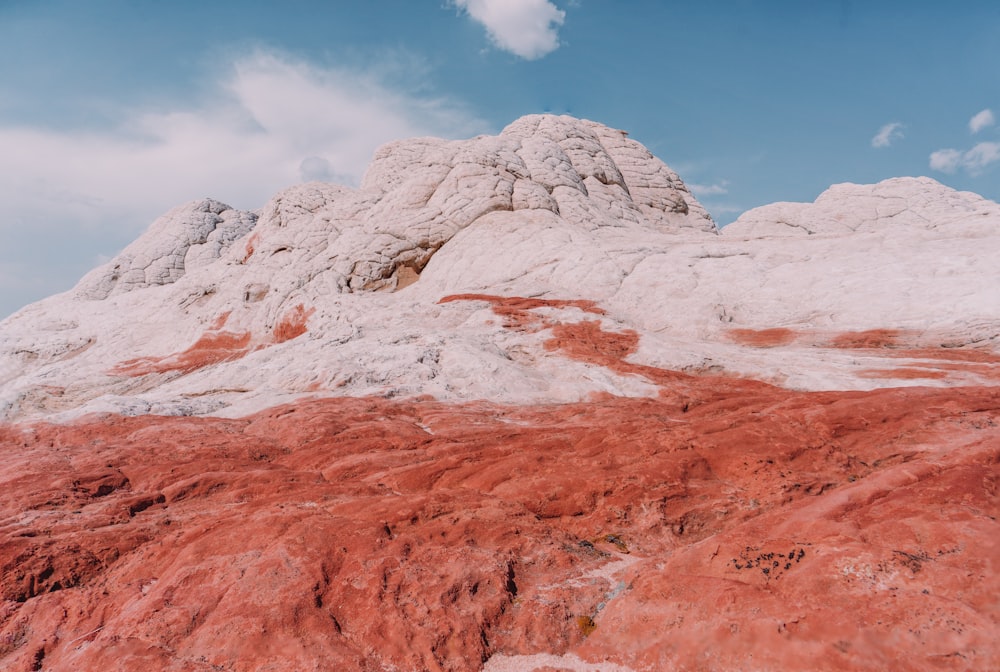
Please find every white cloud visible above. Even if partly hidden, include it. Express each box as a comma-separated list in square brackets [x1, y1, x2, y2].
[705, 204, 745, 215]
[964, 141, 1000, 173]
[454, 0, 566, 59]
[871, 122, 904, 148]
[969, 108, 995, 134]
[688, 181, 729, 196]
[299, 156, 334, 182]
[929, 143, 1000, 175]
[0, 49, 485, 230]
[929, 110, 1000, 177]
[929, 148, 962, 173]
[0, 49, 487, 317]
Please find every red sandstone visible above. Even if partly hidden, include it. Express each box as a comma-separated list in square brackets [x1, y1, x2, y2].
[242, 232, 261, 264]
[857, 367, 951, 380]
[831, 329, 906, 349]
[209, 311, 232, 331]
[439, 294, 604, 331]
[273, 304, 315, 343]
[728, 327, 798, 347]
[111, 303, 319, 378]
[5, 298, 1000, 671]
[110, 330, 253, 377]
[3, 383, 997, 671]
[726, 326, 1000, 383]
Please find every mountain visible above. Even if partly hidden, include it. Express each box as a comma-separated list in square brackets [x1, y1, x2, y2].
[1, 115, 998, 671]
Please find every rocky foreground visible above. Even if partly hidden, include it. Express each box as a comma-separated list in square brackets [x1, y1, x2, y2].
[1, 115, 998, 670]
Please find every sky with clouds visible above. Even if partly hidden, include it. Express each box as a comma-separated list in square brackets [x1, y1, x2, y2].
[1, 0, 999, 317]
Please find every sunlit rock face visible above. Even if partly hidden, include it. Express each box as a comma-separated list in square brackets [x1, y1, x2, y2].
[1, 115, 998, 672]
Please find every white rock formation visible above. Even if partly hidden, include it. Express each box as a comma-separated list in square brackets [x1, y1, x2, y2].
[724, 176, 998, 237]
[0, 115, 998, 422]
[77, 199, 258, 299]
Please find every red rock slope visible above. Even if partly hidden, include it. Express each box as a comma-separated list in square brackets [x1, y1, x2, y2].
[2, 299, 997, 671]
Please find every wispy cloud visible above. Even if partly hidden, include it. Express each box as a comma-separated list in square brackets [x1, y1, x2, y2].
[969, 108, 995, 134]
[964, 142, 1000, 173]
[929, 148, 963, 173]
[705, 203, 745, 216]
[688, 181, 729, 197]
[871, 122, 904, 148]
[929, 109, 1000, 176]
[0, 49, 485, 230]
[0, 48, 486, 316]
[929, 143, 1000, 175]
[454, 0, 567, 60]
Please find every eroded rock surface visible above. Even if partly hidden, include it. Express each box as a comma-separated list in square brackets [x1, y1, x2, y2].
[76, 199, 258, 300]
[725, 176, 1000, 237]
[2, 120, 999, 421]
[1, 115, 999, 671]
[1, 325, 997, 671]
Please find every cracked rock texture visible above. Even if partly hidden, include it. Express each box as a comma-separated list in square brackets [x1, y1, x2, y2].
[2, 116, 998, 421]
[724, 176, 999, 237]
[0, 114, 999, 671]
[77, 199, 258, 300]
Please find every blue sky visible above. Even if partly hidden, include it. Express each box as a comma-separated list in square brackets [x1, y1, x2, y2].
[1, 0, 999, 318]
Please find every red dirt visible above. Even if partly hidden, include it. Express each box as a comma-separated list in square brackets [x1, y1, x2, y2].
[273, 304, 316, 343]
[443, 294, 694, 389]
[544, 321, 639, 365]
[860, 362, 1000, 382]
[845, 341, 1000, 383]
[877, 347, 1000, 384]
[729, 327, 798, 347]
[927, 361, 1000, 380]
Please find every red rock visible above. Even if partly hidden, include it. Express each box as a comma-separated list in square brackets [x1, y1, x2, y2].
[110, 302, 319, 378]
[438, 294, 605, 331]
[728, 327, 798, 347]
[2, 361, 998, 671]
[110, 329, 253, 377]
[884, 348, 1000, 364]
[831, 328, 907, 349]
[273, 304, 315, 343]
[9, 300, 992, 670]
[723, 326, 1000, 384]
[242, 232, 261, 264]
[858, 367, 951, 380]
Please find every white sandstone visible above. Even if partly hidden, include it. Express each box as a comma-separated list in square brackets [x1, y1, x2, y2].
[0, 115, 997, 422]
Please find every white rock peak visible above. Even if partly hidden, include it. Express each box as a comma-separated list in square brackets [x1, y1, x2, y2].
[1, 114, 998, 422]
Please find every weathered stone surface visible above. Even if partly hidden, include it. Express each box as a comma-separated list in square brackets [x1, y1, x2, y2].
[3, 120, 999, 421]
[0, 115, 724, 421]
[76, 199, 258, 300]
[0, 114, 998, 671]
[724, 176, 1000, 237]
